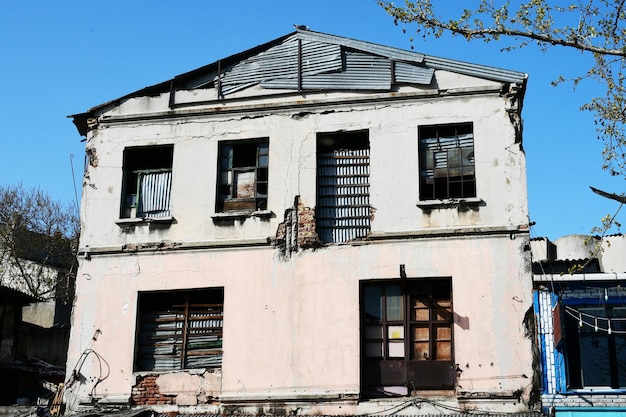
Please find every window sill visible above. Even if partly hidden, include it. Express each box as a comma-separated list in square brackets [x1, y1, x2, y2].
[416, 197, 483, 208]
[211, 210, 274, 221]
[562, 388, 626, 395]
[116, 216, 174, 226]
[134, 368, 216, 376]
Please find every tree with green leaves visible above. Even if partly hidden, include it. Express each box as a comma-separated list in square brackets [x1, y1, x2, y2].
[379, 0, 626, 225]
[0, 183, 79, 301]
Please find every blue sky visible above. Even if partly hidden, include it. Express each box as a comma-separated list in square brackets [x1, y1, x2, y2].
[0, 1, 621, 240]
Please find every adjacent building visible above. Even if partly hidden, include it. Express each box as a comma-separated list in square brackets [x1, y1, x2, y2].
[533, 234, 626, 416]
[0, 227, 73, 405]
[65, 28, 537, 415]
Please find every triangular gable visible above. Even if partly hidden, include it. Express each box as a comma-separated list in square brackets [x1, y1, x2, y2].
[182, 31, 434, 95]
[70, 28, 526, 136]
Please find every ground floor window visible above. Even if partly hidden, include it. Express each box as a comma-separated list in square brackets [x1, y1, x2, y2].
[561, 303, 626, 389]
[361, 278, 454, 397]
[135, 288, 224, 371]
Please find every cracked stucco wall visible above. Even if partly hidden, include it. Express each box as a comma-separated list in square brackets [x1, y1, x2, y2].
[65, 75, 532, 414]
[76, 85, 527, 251]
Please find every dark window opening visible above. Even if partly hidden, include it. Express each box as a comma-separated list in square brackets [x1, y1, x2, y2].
[561, 304, 626, 389]
[316, 131, 370, 243]
[135, 288, 224, 372]
[361, 278, 454, 397]
[419, 123, 475, 200]
[121, 145, 173, 219]
[218, 139, 268, 212]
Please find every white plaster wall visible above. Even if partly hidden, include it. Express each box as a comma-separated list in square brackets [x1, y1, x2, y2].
[600, 234, 626, 272]
[64, 235, 534, 407]
[552, 235, 595, 261]
[79, 89, 527, 251]
[67, 73, 532, 412]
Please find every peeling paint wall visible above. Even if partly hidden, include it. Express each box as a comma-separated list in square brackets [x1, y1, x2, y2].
[76, 83, 527, 251]
[64, 237, 534, 413]
[65, 70, 533, 414]
[132, 370, 221, 406]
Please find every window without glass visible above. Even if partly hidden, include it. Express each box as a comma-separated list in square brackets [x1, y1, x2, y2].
[316, 131, 370, 243]
[135, 288, 224, 372]
[561, 304, 626, 389]
[218, 139, 269, 212]
[419, 123, 475, 200]
[121, 145, 173, 219]
[361, 278, 454, 397]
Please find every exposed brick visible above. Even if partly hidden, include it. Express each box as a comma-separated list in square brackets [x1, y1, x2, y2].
[131, 374, 175, 406]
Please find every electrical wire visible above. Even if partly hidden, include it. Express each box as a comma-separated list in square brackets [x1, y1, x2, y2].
[564, 304, 626, 334]
[66, 348, 110, 391]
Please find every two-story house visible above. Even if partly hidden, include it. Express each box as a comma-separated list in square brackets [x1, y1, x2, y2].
[65, 28, 538, 415]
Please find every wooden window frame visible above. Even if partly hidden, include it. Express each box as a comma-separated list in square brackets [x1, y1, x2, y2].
[419, 123, 476, 201]
[121, 145, 173, 219]
[217, 139, 269, 212]
[361, 278, 454, 396]
[135, 288, 224, 372]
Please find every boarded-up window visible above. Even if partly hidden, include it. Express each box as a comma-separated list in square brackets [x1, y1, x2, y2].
[121, 145, 173, 219]
[218, 139, 269, 212]
[316, 131, 370, 243]
[419, 123, 475, 200]
[361, 278, 454, 397]
[135, 288, 224, 372]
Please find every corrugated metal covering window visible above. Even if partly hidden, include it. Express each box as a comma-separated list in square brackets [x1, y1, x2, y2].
[135, 288, 224, 372]
[184, 34, 433, 95]
[419, 123, 476, 200]
[361, 278, 454, 397]
[263, 49, 392, 91]
[220, 37, 342, 95]
[316, 131, 370, 243]
[218, 139, 269, 212]
[121, 145, 173, 219]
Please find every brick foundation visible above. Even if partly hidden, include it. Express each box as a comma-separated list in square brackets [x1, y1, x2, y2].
[131, 375, 175, 406]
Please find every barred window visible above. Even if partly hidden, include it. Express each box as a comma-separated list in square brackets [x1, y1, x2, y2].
[316, 130, 370, 243]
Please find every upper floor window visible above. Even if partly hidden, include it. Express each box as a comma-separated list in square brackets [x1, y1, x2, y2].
[218, 139, 268, 212]
[121, 145, 173, 219]
[419, 123, 475, 200]
[316, 130, 370, 243]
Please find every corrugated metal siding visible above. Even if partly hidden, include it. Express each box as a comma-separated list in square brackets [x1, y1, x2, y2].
[138, 170, 171, 218]
[423, 55, 527, 84]
[136, 303, 223, 371]
[178, 33, 502, 96]
[298, 29, 426, 64]
[317, 148, 370, 243]
[220, 37, 342, 95]
[264, 51, 391, 90]
[395, 61, 434, 84]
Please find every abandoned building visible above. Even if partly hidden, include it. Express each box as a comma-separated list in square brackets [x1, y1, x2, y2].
[533, 234, 626, 416]
[0, 226, 73, 405]
[65, 28, 539, 415]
